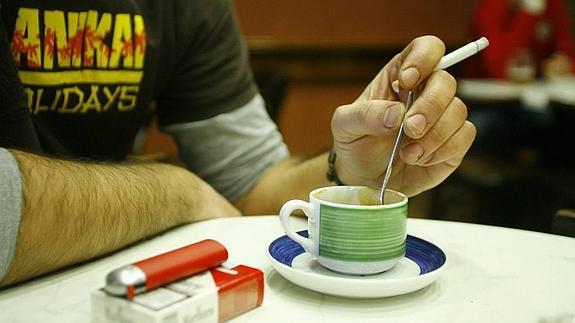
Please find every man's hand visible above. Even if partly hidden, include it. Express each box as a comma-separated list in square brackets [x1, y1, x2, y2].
[331, 36, 477, 197]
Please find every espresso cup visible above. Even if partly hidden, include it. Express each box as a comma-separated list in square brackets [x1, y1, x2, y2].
[279, 186, 408, 275]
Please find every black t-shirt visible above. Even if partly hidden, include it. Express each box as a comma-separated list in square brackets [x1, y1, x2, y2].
[1, 0, 257, 160]
[0, 12, 42, 152]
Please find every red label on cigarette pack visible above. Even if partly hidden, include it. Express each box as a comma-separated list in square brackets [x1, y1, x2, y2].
[210, 265, 264, 321]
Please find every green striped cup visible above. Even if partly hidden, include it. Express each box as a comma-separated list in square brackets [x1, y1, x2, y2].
[279, 186, 407, 275]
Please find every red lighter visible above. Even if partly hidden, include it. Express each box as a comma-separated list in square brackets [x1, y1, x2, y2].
[104, 239, 228, 299]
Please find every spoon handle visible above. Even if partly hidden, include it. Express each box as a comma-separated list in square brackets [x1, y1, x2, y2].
[379, 90, 415, 204]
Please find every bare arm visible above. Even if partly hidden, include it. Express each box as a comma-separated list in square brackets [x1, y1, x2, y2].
[235, 154, 332, 215]
[0, 149, 239, 287]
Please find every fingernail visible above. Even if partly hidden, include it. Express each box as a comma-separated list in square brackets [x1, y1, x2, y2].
[406, 114, 426, 136]
[401, 143, 424, 164]
[391, 80, 400, 93]
[401, 67, 420, 88]
[383, 104, 403, 128]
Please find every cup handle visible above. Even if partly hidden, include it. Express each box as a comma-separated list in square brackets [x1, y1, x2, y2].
[279, 199, 313, 253]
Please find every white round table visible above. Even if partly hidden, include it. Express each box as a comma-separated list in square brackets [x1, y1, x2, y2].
[1, 216, 574, 323]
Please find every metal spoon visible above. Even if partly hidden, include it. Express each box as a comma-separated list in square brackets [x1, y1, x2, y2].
[379, 90, 415, 204]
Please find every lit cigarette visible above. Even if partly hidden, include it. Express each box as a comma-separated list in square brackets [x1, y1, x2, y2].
[392, 37, 489, 93]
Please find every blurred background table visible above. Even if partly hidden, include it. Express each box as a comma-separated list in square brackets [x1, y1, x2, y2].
[0, 216, 574, 323]
[458, 77, 575, 106]
[426, 77, 575, 235]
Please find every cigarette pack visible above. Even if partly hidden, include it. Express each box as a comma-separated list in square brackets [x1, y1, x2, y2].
[92, 264, 264, 323]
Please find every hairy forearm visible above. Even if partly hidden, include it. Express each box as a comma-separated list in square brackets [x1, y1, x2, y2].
[1, 150, 239, 287]
[235, 153, 333, 215]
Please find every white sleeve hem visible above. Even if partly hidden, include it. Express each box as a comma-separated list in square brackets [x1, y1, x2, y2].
[0, 148, 23, 282]
[162, 94, 289, 202]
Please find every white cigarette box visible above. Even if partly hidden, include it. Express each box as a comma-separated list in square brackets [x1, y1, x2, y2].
[92, 265, 264, 323]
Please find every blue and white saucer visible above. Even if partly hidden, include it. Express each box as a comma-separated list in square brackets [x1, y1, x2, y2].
[267, 230, 447, 298]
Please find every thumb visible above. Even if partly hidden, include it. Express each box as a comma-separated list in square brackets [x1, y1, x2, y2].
[331, 100, 405, 143]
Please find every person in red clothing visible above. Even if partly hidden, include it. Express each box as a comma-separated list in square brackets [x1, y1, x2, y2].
[469, 0, 575, 80]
